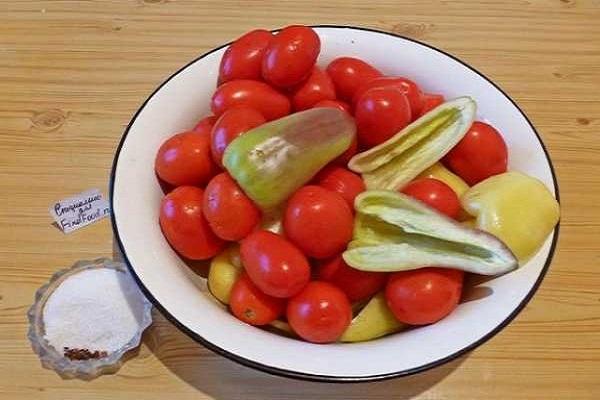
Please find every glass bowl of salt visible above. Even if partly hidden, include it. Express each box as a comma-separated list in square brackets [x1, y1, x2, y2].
[27, 258, 153, 379]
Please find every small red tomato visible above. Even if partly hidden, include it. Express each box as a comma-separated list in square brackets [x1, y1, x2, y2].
[283, 185, 353, 259]
[192, 115, 218, 135]
[211, 79, 291, 121]
[241, 230, 310, 298]
[443, 121, 508, 185]
[332, 135, 358, 166]
[326, 57, 382, 101]
[230, 274, 285, 326]
[287, 281, 352, 343]
[210, 106, 266, 166]
[159, 186, 225, 260]
[419, 93, 445, 116]
[317, 255, 387, 302]
[262, 25, 320, 88]
[353, 77, 424, 120]
[203, 173, 261, 241]
[401, 178, 461, 219]
[155, 131, 218, 187]
[386, 267, 464, 325]
[218, 29, 273, 85]
[313, 99, 351, 114]
[291, 66, 336, 111]
[354, 87, 411, 148]
[315, 166, 365, 209]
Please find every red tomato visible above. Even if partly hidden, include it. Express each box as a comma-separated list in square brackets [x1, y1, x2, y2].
[401, 178, 461, 219]
[385, 267, 464, 325]
[203, 173, 261, 241]
[230, 274, 285, 325]
[218, 29, 273, 85]
[211, 79, 291, 121]
[332, 135, 358, 166]
[353, 77, 424, 120]
[192, 115, 217, 135]
[159, 186, 225, 260]
[354, 87, 411, 148]
[287, 281, 352, 343]
[283, 186, 354, 259]
[262, 25, 320, 88]
[443, 121, 508, 185]
[241, 230, 310, 298]
[315, 166, 365, 209]
[155, 131, 218, 187]
[317, 255, 387, 302]
[326, 57, 382, 101]
[312, 99, 351, 114]
[419, 93, 445, 116]
[210, 106, 266, 166]
[291, 66, 336, 111]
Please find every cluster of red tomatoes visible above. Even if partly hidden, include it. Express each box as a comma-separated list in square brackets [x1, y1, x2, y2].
[155, 25, 509, 343]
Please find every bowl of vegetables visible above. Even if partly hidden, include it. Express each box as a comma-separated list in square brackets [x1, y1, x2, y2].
[110, 25, 560, 381]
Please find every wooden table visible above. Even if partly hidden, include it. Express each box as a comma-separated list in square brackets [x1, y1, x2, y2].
[2, 1, 599, 398]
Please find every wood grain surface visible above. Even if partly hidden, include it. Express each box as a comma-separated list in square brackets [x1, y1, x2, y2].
[1, 1, 600, 399]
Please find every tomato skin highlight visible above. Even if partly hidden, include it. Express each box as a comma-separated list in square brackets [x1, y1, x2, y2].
[218, 29, 273, 85]
[211, 79, 291, 121]
[326, 57, 382, 102]
[315, 166, 366, 209]
[385, 267, 464, 325]
[230, 274, 285, 326]
[353, 76, 424, 120]
[287, 281, 352, 343]
[159, 186, 225, 260]
[210, 106, 266, 166]
[401, 178, 461, 219]
[443, 121, 508, 185]
[203, 172, 261, 241]
[240, 230, 311, 298]
[317, 255, 387, 302]
[291, 66, 336, 111]
[283, 185, 354, 259]
[155, 131, 218, 187]
[354, 86, 411, 148]
[262, 25, 320, 88]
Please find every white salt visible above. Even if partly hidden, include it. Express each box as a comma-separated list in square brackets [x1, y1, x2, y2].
[43, 268, 146, 354]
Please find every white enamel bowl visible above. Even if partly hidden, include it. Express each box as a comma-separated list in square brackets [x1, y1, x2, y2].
[110, 26, 559, 382]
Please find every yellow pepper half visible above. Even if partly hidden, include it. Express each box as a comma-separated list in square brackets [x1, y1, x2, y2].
[461, 172, 559, 262]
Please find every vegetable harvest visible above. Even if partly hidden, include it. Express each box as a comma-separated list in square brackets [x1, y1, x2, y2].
[154, 25, 560, 345]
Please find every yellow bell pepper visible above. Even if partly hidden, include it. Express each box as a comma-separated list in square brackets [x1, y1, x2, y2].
[461, 172, 559, 262]
[208, 244, 242, 304]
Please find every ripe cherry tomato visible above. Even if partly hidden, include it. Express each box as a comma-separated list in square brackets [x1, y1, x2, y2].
[332, 135, 358, 166]
[354, 87, 411, 148]
[218, 29, 273, 85]
[192, 115, 217, 135]
[317, 255, 387, 302]
[287, 281, 352, 343]
[401, 178, 461, 219]
[262, 25, 320, 88]
[283, 186, 353, 259]
[230, 274, 285, 326]
[241, 230, 310, 298]
[211, 79, 291, 121]
[203, 173, 261, 241]
[419, 93, 445, 116]
[326, 57, 382, 101]
[385, 267, 464, 325]
[443, 121, 508, 185]
[291, 66, 336, 111]
[315, 166, 365, 209]
[312, 99, 351, 114]
[155, 131, 218, 187]
[159, 186, 225, 260]
[353, 76, 424, 120]
[210, 106, 266, 166]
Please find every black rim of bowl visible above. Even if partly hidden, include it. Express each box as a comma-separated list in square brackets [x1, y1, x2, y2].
[109, 24, 561, 383]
